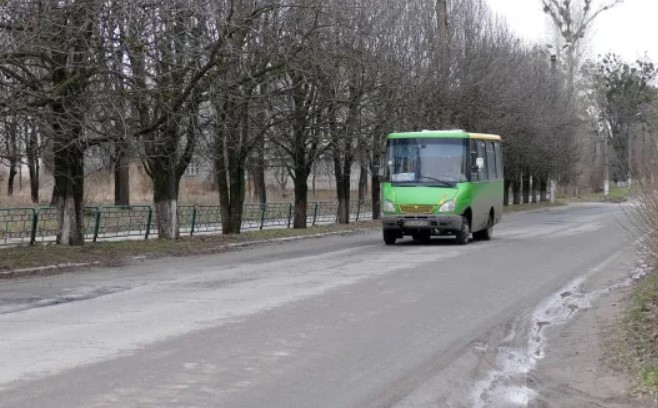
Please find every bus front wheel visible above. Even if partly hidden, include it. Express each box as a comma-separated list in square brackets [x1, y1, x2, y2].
[455, 216, 470, 245]
[383, 230, 398, 245]
[473, 214, 493, 241]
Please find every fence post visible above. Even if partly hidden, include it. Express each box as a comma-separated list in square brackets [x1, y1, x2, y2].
[93, 207, 102, 243]
[145, 206, 152, 240]
[259, 204, 267, 231]
[287, 203, 293, 228]
[356, 201, 361, 222]
[30, 208, 38, 245]
[189, 206, 197, 237]
[313, 202, 319, 226]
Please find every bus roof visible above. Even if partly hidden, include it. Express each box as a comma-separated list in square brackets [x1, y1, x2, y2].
[387, 131, 501, 141]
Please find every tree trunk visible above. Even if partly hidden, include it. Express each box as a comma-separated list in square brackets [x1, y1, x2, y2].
[7, 161, 17, 196]
[334, 154, 345, 223]
[340, 160, 352, 224]
[334, 153, 352, 225]
[27, 125, 40, 204]
[539, 176, 548, 202]
[253, 143, 267, 205]
[371, 172, 381, 220]
[334, 83, 360, 225]
[522, 173, 530, 204]
[531, 176, 539, 204]
[293, 168, 309, 228]
[504, 179, 511, 206]
[146, 117, 194, 240]
[6, 123, 18, 196]
[114, 141, 130, 206]
[371, 135, 383, 220]
[358, 165, 368, 203]
[153, 168, 180, 240]
[217, 154, 246, 235]
[52, 137, 85, 246]
[312, 162, 317, 200]
[512, 177, 521, 205]
[215, 96, 250, 235]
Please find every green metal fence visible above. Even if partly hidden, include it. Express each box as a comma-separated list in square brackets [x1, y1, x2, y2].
[0, 201, 372, 247]
[92, 206, 152, 242]
[189, 205, 222, 234]
[0, 208, 37, 246]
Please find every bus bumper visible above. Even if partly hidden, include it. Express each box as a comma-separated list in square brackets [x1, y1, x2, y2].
[382, 215, 463, 235]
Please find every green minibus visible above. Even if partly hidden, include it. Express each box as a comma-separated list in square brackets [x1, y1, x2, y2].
[381, 130, 504, 245]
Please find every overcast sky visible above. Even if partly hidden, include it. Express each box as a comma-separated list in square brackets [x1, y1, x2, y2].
[485, 0, 658, 63]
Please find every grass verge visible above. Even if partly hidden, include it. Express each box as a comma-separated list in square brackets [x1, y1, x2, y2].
[0, 221, 380, 277]
[560, 186, 632, 204]
[617, 270, 658, 398]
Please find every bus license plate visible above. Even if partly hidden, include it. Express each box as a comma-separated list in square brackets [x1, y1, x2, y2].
[405, 220, 428, 228]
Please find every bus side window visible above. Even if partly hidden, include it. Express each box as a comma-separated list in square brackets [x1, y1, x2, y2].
[470, 140, 479, 181]
[477, 141, 487, 180]
[486, 142, 497, 180]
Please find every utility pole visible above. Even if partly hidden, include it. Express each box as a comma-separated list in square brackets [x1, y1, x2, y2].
[603, 121, 612, 198]
[437, 0, 448, 48]
[627, 123, 632, 188]
[549, 53, 558, 203]
[436, 0, 449, 78]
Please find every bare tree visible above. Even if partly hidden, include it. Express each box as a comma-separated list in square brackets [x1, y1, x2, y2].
[542, 0, 622, 100]
[209, 1, 284, 234]
[1, 0, 105, 245]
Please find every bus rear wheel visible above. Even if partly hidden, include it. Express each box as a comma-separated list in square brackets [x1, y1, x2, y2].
[455, 216, 470, 245]
[383, 230, 398, 245]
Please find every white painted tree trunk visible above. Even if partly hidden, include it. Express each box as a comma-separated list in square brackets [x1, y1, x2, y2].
[57, 195, 83, 245]
[155, 199, 178, 240]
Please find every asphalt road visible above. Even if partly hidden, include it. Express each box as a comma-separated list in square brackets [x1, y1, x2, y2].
[0, 203, 638, 408]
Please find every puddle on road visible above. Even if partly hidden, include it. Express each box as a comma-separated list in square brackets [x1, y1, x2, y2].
[471, 254, 649, 408]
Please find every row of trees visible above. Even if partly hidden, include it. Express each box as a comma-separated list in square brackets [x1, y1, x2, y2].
[0, 0, 641, 245]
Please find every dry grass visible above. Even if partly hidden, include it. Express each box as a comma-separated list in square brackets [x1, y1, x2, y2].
[0, 167, 349, 208]
[613, 179, 658, 400]
[616, 271, 658, 398]
[559, 186, 632, 204]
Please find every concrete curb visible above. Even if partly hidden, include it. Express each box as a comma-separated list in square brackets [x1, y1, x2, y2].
[0, 262, 103, 277]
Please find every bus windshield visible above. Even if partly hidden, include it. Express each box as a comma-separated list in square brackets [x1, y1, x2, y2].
[385, 138, 468, 186]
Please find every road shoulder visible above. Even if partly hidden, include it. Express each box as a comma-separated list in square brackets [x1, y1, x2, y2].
[530, 280, 655, 407]
[1, 221, 379, 278]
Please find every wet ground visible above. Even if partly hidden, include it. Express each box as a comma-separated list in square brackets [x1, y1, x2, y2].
[0, 203, 644, 407]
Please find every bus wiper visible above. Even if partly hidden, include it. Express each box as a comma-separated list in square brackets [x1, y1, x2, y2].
[418, 176, 456, 187]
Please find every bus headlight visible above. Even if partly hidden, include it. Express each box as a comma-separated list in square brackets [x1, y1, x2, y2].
[439, 200, 456, 213]
[383, 200, 396, 213]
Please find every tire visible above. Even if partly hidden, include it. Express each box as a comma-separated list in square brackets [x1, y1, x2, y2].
[383, 230, 398, 245]
[473, 213, 493, 241]
[455, 216, 470, 245]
